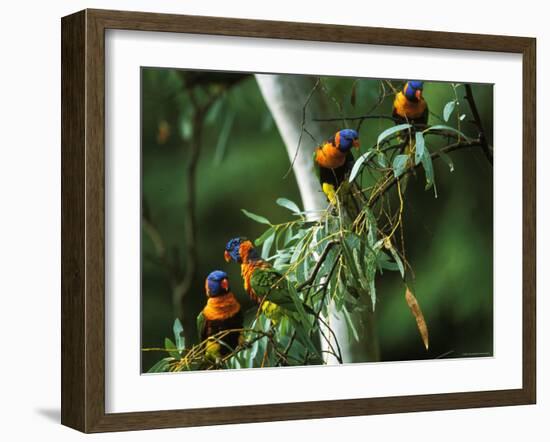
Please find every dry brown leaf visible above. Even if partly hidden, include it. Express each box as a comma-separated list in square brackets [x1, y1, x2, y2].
[405, 287, 429, 350]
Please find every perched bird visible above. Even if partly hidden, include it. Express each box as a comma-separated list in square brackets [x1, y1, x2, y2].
[196, 270, 243, 358]
[392, 80, 428, 126]
[313, 129, 360, 207]
[224, 237, 296, 324]
[392, 81, 429, 192]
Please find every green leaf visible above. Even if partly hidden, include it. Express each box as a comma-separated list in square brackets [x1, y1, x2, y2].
[439, 150, 455, 172]
[293, 320, 321, 358]
[366, 210, 377, 247]
[319, 247, 338, 280]
[298, 255, 311, 286]
[341, 235, 361, 282]
[388, 246, 405, 279]
[288, 285, 311, 328]
[348, 150, 375, 183]
[261, 231, 275, 259]
[205, 96, 224, 125]
[179, 118, 192, 141]
[377, 123, 412, 146]
[443, 100, 456, 122]
[420, 148, 438, 197]
[424, 124, 470, 141]
[377, 256, 399, 272]
[252, 338, 266, 367]
[164, 337, 180, 359]
[213, 111, 235, 165]
[173, 318, 185, 351]
[276, 197, 301, 214]
[290, 239, 305, 266]
[375, 152, 389, 168]
[415, 132, 425, 165]
[241, 209, 271, 225]
[334, 275, 347, 313]
[342, 306, 360, 342]
[229, 355, 242, 370]
[147, 357, 173, 373]
[392, 154, 409, 178]
[249, 338, 259, 361]
[255, 227, 275, 246]
[353, 248, 370, 292]
[284, 225, 294, 246]
[369, 278, 377, 310]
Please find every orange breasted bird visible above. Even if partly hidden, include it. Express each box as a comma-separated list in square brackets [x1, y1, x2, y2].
[313, 129, 360, 206]
[196, 270, 243, 358]
[392, 80, 428, 126]
[392, 81, 429, 192]
[224, 237, 299, 323]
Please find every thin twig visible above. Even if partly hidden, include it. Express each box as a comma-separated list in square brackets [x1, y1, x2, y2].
[313, 115, 400, 123]
[296, 240, 340, 291]
[283, 78, 321, 178]
[368, 139, 483, 207]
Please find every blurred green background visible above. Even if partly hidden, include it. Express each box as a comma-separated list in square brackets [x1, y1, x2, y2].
[141, 68, 493, 371]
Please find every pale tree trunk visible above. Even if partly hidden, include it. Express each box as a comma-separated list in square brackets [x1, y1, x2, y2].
[256, 74, 379, 364]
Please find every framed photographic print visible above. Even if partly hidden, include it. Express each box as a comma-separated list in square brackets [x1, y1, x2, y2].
[61, 9, 536, 433]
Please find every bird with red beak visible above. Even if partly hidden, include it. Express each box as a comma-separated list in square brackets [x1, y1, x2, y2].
[197, 270, 243, 359]
[392, 80, 429, 126]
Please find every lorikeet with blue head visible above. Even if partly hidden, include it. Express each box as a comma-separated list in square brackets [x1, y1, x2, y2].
[392, 81, 429, 192]
[196, 270, 243, 359]
[314, 129, 365, 220]
[392, 80, 429, 126]
[314, 129, 360, 205]
[225, 237, 323, 361]
[224, 237, 301, 324]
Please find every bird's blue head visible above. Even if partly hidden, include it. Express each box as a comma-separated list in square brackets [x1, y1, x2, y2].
[404, 81, 424, 102]
[335, 129, 360, 152]
[224, 237, 260, 264]
[205, 270, 230, 297]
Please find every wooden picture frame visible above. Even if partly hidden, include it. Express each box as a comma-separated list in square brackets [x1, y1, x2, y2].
[61, 8, 536, 433]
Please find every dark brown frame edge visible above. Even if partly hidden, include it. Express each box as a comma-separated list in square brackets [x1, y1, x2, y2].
[61, 8, 536, 433]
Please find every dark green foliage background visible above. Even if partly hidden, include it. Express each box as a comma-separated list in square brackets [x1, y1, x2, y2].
[141, 68, 493, 371]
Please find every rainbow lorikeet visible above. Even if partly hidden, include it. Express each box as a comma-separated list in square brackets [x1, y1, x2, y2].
[196, 270, 243, 358]
[392, 81, 429, 192]
[314, 129, 364, 221]
[313, 129, 360, 206]
[392, 80, 429, 126]
[224, 237, 298, 324]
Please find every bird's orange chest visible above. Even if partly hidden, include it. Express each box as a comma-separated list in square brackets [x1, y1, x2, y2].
[203, 292, 241, 321]
[393, 92, 427, 120]
[315, 143, 346, 169]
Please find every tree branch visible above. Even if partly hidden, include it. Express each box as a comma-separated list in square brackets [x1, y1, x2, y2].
[296, 240, 339, 291]
[368, 139, 483, 207]
[313, 114, 400, 124]
[173, 95, 202, 323]
[464, 84, 493, 165]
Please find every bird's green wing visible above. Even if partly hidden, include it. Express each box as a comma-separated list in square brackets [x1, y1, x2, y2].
[196, 311, 206, 342]
[250, 268, 296, 309]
